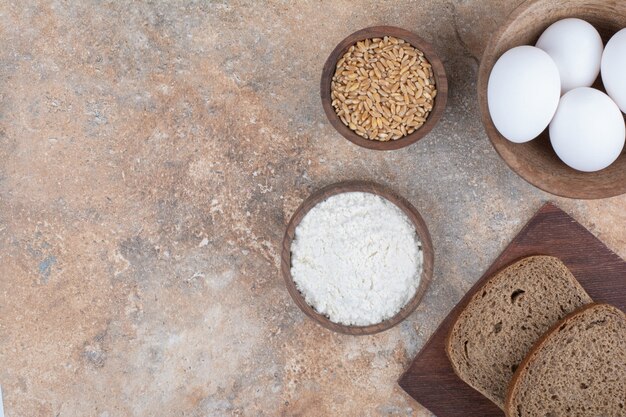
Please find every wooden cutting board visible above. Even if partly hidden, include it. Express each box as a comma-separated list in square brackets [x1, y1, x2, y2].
[398, 202, 626, 417]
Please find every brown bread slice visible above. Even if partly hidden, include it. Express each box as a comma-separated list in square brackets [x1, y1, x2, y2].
[505, 303, 626, 417]
[446, 256, 592, 409]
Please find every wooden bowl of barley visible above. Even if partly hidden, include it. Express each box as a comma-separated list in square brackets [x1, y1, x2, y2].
[321, 26, 448, 151]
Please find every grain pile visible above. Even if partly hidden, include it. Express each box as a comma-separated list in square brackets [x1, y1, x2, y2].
[331, 36, 437, 141]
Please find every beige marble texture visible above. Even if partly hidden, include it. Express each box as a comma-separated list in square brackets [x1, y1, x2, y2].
[0, 1, 624, 416]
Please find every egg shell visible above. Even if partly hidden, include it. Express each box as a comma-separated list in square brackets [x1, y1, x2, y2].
[488, 46, 561, 143]
[536, 18, 603, 94]
[549, 87, 625, 172]
[601, 28, 626, 113]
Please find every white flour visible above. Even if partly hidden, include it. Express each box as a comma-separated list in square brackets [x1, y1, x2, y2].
[290, 192, 423, 326]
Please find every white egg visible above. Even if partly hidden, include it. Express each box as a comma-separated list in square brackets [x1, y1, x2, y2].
[549, 87, 625, 172]
[536, 18, 603, 94]
[601, 28, 626, 113]
[488, 46, 560, 143]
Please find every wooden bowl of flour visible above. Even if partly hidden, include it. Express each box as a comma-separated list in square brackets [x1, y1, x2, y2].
[281, 181, 434, 335]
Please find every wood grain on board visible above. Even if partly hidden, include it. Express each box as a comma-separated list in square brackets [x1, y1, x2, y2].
[398, 202, 626, 417]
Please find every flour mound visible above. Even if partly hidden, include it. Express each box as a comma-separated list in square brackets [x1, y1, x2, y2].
[291, 192, 423, 326]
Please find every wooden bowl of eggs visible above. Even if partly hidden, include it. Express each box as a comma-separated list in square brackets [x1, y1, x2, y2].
[281, 181, 434, 335]
[478, 0, 626, 199]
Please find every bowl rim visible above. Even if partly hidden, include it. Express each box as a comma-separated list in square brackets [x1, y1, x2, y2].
[281, 180, 434, 335]
[320, 25, 448, 151]
[477, 0, 626, 199]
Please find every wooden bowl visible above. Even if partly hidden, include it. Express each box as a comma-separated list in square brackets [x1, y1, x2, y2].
[321, 26, 448, 151]
[281, 181, 434, 335]
[478, 0, 626, 199]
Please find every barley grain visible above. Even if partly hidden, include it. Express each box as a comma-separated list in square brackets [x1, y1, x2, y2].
[330, 35, 437, 141]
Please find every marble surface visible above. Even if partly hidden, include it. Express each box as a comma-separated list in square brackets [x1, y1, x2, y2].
[0, 1, 624, 416]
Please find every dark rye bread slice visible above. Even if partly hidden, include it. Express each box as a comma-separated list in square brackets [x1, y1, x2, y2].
[505, 303, 626, 417]
[446, 256, 592, 409]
